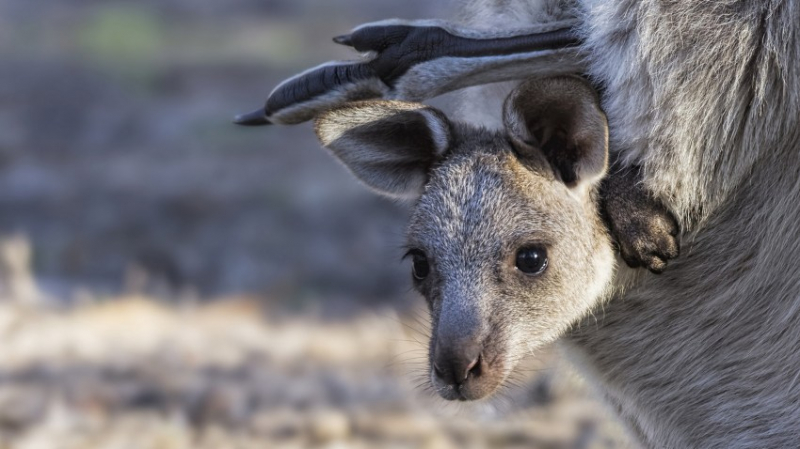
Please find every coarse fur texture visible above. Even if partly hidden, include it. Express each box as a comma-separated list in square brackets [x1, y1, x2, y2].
[456, 0, 800, 447]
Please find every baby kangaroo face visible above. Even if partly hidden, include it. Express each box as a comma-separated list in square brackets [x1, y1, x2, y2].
[315, 76, 615, 401]
[409, 136, 614, 400]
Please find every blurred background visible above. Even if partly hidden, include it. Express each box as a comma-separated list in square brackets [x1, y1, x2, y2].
[0, 0, 630, 447]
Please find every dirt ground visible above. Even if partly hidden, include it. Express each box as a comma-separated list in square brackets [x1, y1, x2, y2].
[0, 295, 632, 449]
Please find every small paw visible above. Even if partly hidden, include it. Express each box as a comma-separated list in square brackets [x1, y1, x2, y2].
[614, 207, 679, 274]
[601, 165, 680, 274]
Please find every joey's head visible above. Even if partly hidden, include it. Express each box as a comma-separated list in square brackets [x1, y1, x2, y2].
[315, 76, 615, 401]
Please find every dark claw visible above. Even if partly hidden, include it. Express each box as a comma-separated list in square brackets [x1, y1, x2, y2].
[646, 257, 668, 274]
[332, 34, 353, 46]
[233, 109, 272, 126]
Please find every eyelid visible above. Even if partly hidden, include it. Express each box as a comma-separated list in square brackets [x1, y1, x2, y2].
[510, 236, 552, 250]
[517, 242, 548, 250]
[402, 247, 424, 260]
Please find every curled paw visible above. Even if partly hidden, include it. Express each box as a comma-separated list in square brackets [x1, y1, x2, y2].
[613, 204, 679, 274]
[602, 166, 680, 274]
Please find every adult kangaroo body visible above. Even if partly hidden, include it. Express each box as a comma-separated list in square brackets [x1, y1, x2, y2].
[237, 1, 800, 447]
[566, 2, 800, 447]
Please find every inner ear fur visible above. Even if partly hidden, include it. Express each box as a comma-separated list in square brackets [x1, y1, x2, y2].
[315, 100, 451, 199]
[502, 76, 608, 188]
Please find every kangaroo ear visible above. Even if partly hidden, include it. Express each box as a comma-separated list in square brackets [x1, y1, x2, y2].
[315, 100, 451, 199]
[503, 76, 608, 192]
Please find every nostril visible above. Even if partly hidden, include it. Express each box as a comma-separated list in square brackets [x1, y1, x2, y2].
[465, 354, 482, 379]
[433, 343, 483, 386]
[433, 361, 446, 380]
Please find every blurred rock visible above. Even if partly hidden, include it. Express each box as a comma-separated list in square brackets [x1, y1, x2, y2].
[307, 409, 351, 444]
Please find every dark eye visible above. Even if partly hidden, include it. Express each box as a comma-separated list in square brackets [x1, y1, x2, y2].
[515, 246, 548, 275]
[406, 249, 430, 281]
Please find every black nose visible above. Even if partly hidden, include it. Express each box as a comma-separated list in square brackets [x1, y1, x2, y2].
[432, 341, 483, 386]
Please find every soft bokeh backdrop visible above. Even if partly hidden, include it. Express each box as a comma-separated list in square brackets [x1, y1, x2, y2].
[0, 0, 630, 447]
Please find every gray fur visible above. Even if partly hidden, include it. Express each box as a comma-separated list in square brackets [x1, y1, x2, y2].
[352, 17, 578, 40]
[390, 47, 584, 102]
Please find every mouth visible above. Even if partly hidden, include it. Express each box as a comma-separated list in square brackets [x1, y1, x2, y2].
[434, 382, 472, 401]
